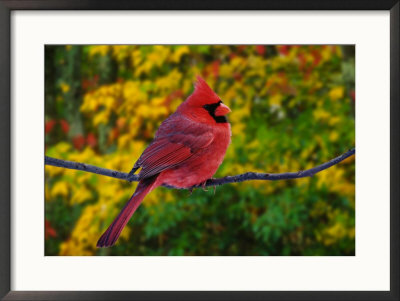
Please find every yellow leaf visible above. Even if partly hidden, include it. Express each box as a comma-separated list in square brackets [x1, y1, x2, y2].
[171, 46, 189, 63]
[60, 83, 70, 93]
[269, 94, 282, 106]
[51, 182, 69, 198]
[93, 111, 109, 127]
[329, 86, 344, 101]
[89, 45, 109, 57]
[313, 109, 330, 121]
[329, 131, 339, 142]
[71, 188, 92, 204]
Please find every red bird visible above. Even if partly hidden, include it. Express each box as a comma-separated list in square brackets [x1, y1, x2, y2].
[97, 76, 231, 247]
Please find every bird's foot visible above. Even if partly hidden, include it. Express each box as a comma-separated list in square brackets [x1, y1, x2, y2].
[208, 178, 217, 195]
[200, 178, 217, 194]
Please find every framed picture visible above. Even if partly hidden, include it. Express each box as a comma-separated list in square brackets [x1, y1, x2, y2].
[1, 1, 399, 300]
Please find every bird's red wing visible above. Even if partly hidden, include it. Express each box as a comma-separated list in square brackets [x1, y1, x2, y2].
[137, 131, 214, 180]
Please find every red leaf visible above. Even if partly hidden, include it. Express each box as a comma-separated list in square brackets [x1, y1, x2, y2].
[256, 45, 265, 56]
[277, 45, 289, 56]
[59, 119, 70, 134]
[229, 53, 237, 60]
[72, 134, 85, 150]
[109, 127, 119, 142]
[311, 49, 322, 67]
[116, 117, 126, 130]
[233, 72, 242, 81]
[86, 133, 97, 148]
[237, 45, 246, 52]
[212, 60, 220, 78]
[81, 79, 90, 90]
[298, 53, 306, 70]
[45, 220, 57, 239]
[45, 120, 56, 134]
[350, 90, 355, 102]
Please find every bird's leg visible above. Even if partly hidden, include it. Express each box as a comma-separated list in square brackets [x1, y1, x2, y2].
[208, 177, 216, 195]
[188, 187, 194, 196]
[201, 180, 208, 192]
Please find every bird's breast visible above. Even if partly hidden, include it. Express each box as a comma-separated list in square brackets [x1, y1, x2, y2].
[156, 124, 231, 188]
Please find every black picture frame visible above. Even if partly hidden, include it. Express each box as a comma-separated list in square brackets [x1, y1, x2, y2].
[1, 1, 399, 300]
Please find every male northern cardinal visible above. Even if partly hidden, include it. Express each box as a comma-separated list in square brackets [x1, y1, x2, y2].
[97, 76, 231, 247]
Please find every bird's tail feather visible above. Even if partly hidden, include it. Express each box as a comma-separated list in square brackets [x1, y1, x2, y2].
[96, 176, 158, 248]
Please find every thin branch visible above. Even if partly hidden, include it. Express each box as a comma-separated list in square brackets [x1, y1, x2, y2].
[45, 148, 355, 189]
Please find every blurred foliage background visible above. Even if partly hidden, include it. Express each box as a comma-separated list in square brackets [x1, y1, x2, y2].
[45, 45, 355, 256]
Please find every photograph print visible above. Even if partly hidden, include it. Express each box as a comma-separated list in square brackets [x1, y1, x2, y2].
[44, 45, 355, 256]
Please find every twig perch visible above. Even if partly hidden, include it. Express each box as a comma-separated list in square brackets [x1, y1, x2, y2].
[45, 148, 355, 189]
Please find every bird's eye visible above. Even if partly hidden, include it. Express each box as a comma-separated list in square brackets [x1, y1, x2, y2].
[203, 101, 222, 110]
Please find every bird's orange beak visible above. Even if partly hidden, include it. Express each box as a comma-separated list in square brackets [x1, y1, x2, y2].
[215, 103, 231, 116]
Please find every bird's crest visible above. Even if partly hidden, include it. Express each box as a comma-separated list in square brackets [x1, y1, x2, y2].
[189, 76, 220, 106]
